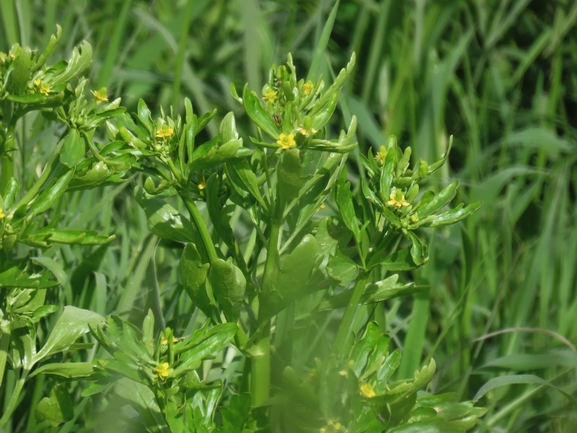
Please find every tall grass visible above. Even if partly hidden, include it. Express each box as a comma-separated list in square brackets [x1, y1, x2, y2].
[1, 0, 576, 431]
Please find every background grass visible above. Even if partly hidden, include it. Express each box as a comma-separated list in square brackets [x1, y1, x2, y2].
[1, 0, 577, 431]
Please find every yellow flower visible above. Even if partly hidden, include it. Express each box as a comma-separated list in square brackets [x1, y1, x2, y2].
[154, 362, 171, 379]
[198, 178, 207, 190]
[90, 88, 108, 103]
[316, 203, 327, 213]
[360, 383, 376, 398]
[319, 420, 342, 433]
[303, 80, 314, 96]
[34, 79, 50, 96]
[387, 188, 410, 208]
[410, 214, 419, 223]
[0, 208, 5, 219]
[277, 133, 296, 150]
[263, 90, 277, 103]
[375, 146, 387, 165]
[161, 336, 179, 345]
[297, 126, 318, 137]
[156, 124, 174, 140]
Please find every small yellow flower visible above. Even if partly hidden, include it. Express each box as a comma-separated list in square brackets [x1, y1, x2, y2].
[198, 178, 207, 190]
[263, 90, 277, 103]
[375, 146, 387, 165]
[316, 203, 327, 213]
[156, 124, 174, 140]
[360, 383, 376, 398]
[154, 362, 171, 379]
[0, 208, 5, 219]
[297, 126, 318, 137]
[319, 420, 342, 433]
[277, 133, 296, 150]
[161, 336, 179, 345]
[410, 214, 419, 223]
[303, 80, 314, 96]
[387, 188, 410, 208]
[90, 88, 108, 103]
[34, 79, 51, 96]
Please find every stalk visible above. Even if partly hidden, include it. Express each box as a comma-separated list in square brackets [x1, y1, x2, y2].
[0, 322, 11, 388]
[0, 133, 15, 194]
[0, 370, 27, 428]
[251, 220, 281, 408]
[334, 272, 368, 352]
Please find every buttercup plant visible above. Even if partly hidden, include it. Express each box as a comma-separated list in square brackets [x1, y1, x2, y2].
[0, 25, 485, 432]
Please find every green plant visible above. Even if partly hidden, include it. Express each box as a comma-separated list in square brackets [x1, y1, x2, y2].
[0, 18, 487, 433]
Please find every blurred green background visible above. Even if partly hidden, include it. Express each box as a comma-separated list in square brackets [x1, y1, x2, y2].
[1, 0, 576, 431]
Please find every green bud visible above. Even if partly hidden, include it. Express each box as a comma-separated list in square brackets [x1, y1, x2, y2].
[419, 159, 428, 179]
[303, 116, 313, 130]
[276, 65, 287, 80]
[144, 177, 156, 194]
[406, 183, 419, 202]
[385, 134, 397, 150]
[282, 81, 294, 101]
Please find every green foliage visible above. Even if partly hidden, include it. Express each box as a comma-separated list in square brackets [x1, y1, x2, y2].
[1, 1, 575, 432]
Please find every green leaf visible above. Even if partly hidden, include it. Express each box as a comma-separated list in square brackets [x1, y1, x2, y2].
[262, 234, 322, 317]
[327, 249, 358, 286]
[363, 275, 429, 304]
[220, 111, 240, 142]
[137, 99, 154, 133]
[135, 187, 197, 243]
[216, 393, 251, 433]
[174, 323, 237, 375]
[35, 384, 74, 427]
[209, 258, 246, 322]
[242, 85, 279, 139]
[381, 247, 418, 271]
[428, 201, 482, 228]
[51, 40, 93, 85]
[115, 378, 171, 433]
[189, 138, 241, 172]
[277, 149, 304, 205]
[59, 129, 86, 167]
[34, 306, 105, 364]
[336, 170, 361, 243]
[29, 362, 94, 379]
[416, 181, 458, 218]
[8, 45, 32, 95]
[407, 231, 428, 266]
[22, 228, 115, 247]
[350, 322, 381, 377]
[27, 169, 74, 219]
[226, 159, 268, 210]
[179, 243, 214, 316]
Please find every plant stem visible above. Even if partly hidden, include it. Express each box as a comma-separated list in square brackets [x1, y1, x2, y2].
[0, 322, 11, 388]
[334, 272, 368, 352]
[180, 194, 218, 265]
[0, 369, 27, 428]
[251, 220, 281, 408]
[0, 125, 15, 195]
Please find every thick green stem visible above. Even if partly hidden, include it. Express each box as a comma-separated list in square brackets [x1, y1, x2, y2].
[334, 273, 368, 352]
[251, 220, 281, 408]
[180, 194, 218, 265]
[0, 322, 11, 388]
[0, 370, 27, 428]
[0, 134, 15, 194]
